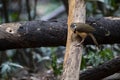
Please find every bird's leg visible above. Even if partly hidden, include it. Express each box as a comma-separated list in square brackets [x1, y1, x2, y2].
[71, 33, 84, 47]
[75, 38, 85, 47]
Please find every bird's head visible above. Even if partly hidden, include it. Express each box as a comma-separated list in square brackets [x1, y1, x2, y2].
[70, 23, 77, 33]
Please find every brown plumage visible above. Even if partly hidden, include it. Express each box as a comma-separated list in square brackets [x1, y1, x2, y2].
[70, 23, 98, 47]
[70, 23, 95, 33]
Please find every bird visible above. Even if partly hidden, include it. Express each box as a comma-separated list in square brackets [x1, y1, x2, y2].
[70, 22, 98, 47]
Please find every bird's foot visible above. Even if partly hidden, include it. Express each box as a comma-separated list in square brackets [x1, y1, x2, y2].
[73, 43, 82, 47]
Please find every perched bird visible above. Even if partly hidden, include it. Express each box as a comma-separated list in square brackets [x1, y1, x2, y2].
[70, 23, 98, 46]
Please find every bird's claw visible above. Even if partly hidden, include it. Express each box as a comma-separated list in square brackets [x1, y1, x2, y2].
[73, 43, 82, 47]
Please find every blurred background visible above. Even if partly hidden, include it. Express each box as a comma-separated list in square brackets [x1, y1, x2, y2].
[0, 0, 120, 80]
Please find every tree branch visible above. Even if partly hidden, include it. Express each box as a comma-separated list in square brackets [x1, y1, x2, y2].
[0, 19, 67, 50]
[0, 17, 120, 50]
[80, 56, 120, 80]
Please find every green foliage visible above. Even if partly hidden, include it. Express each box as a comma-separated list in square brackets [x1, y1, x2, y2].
[10, 13, 19, 21]
[81, 48, 114, 69]
[99, 48, 114, 60]
[50, 48, 63, 76]
[0, 61, 23, 79]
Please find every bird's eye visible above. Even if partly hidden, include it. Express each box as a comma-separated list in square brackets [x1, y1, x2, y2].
[70, 23, 77, 29]
[73, 24, 77, 28]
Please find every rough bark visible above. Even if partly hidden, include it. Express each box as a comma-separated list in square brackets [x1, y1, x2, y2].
[0, 19, 67, 50]
[0, 17, 120, 50]
[80, 57, 120, 80]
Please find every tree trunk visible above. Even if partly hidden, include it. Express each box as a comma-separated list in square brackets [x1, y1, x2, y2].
[61, 0, 86, 80]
